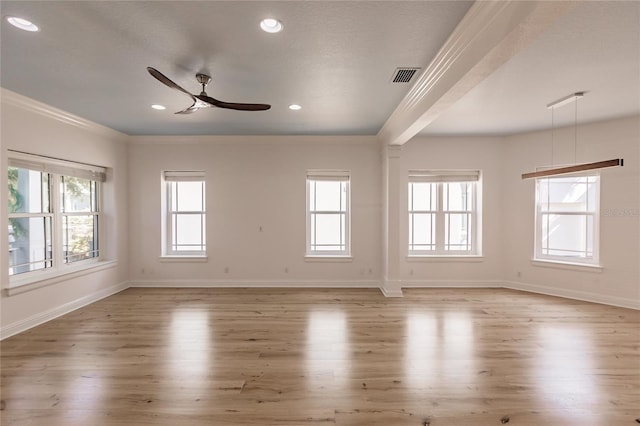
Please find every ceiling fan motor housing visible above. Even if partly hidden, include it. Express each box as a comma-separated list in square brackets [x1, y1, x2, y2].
[196, 73, 211, 86]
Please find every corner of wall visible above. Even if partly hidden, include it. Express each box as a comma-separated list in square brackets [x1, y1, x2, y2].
[1, 281, 130, 340]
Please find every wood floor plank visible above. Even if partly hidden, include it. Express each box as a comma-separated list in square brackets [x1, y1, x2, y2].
[1, 287, 639, 425]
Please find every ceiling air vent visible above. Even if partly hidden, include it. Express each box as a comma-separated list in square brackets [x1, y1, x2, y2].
[391, 67, 420, 83]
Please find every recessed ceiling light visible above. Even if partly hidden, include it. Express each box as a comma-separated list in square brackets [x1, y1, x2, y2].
[6, 16, 39, 32]
[151, 104, 166, 110]
[288, 104, 302, 111]
[260, 18, 283, 33]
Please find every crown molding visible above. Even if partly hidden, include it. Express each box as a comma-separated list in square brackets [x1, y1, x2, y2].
[378, 0, 577, 146]
[128, 134, 378, 146]
[1, 88, 127, 141]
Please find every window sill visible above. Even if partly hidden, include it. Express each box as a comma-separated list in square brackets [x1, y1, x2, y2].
[159, 255, 208, 263]
[406, 255, 484, 262]
[6, 260, 118, 296]
[304, 255, 353, 263]
[531, 259, 603, 273]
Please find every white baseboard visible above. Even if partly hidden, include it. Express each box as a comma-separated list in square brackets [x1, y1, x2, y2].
[3, 278, 635, 341]
[379, 279, 404, 297]
[1, 281, 129, 340]
[380, 287, 404, 297]
[129, 279, 380, 289]
[128, 279, 639, 310]
[401, 279, 503, 288]
[504, 280, 640, 310]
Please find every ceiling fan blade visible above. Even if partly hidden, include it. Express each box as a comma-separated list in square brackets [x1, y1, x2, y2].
[147, 67, 195, 99]
[196, 94, 271, 111]
[175, 105, 199, 114]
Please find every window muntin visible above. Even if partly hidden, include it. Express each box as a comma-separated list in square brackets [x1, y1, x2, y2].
[306, 172, 350, 256]
[8, 154, 104, 281]
[164, 173, 206, 255]
[408, 171, 480, 256]
[535, 175, 599, 264]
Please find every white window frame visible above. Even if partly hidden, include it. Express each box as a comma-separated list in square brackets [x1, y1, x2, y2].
[534, 174, 600, 266]
[162, 171, 206, 257]
[7, 151, 106, 288]
[408, 170, 481, 257]
[306, 170, 351, 257]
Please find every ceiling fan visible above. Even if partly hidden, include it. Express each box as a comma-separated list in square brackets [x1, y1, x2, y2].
[147, 67, 271, 114]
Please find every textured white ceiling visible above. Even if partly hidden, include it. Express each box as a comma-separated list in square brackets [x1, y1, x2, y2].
[1, 1, 638, 138]
[421, 1, 640, 136]
[0, 1, 472, 135]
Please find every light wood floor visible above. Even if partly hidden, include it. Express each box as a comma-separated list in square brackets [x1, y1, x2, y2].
[1, 288, 639, 425]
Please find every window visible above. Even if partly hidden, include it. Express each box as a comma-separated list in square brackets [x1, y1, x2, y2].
[306, 171, 350, 256]
[163, 171, 206, 256]
[8, 152, 105, 281]
[535, 175, 599, 265]
[408, 171, 480, 256]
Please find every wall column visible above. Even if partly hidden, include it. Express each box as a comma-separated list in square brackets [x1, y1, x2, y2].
[381, 144, 403, 297]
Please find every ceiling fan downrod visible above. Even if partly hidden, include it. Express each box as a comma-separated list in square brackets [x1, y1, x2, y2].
[196, 73, 211, 95]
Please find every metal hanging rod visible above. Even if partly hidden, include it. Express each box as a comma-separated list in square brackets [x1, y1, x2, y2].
[547, 91, 585, 109]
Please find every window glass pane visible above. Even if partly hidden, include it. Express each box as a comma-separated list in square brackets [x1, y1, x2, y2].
[8, 216, 52, 275]
[541, 213, 592, 258]
[311, 213, 344, 248]
[312, 181, 343, 211]
[444, 182, 471, 211]
[62, 177, 96, 213]
[63, 214, 98, 263]
[8, 167, 49, 213]
[544, 177, 591, 212]
[175, 181, 204, 212]
[409, 213, 434, 250]
[410, 182, 435, 211]
[174, 213, 204, 246]
[445, 213, 471, 251]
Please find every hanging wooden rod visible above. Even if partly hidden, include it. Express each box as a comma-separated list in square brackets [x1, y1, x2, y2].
[522, 158, 624, 180]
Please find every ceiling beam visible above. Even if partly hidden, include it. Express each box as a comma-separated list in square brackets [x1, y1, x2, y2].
[377, 0, 578, 146]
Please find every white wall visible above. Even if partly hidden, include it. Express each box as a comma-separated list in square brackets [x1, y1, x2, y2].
[397, 136, 505, 286]
[502, 116, 640, 308]
[0, 90, 129, 338]
[1, 90, 637, 340]
[127, 136, 381, 287]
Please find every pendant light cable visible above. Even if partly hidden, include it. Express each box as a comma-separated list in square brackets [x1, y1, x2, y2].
[523, 91, 623, 180]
